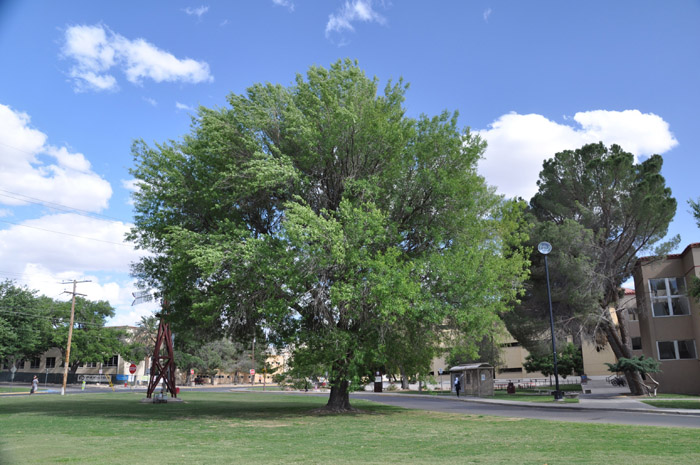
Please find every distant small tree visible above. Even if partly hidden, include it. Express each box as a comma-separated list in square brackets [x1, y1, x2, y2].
[523, 343, 583, 379]
[125, 315, 158, 366]
[606, 355, 661, 395]
[49, 297, 129, 373]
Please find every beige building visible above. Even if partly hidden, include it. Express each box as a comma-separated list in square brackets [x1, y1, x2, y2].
[633, 243, 700, 395]
[429, 289, 641, 382]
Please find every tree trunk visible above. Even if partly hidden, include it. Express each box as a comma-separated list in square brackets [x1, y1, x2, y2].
[602, 322, 645, 395]
[323, 379, 353, 412]
[400, 366, 409, 390]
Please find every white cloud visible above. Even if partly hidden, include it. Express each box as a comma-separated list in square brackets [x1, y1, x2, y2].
[62, 24, 213, 92]
[121, 179, 142, 206]
[272, 0, 295, 11]
[18, 264, 159, 327]
[483, 8, 492, 22]
[143, 97, 157, 106]
[121, 179, 141, 192]
[175, 102, 195, 112]
[183, 5, 209, 18]
[0, 104, 112, 212]
[477, 110, 678, 200]
[0, 105, 157, 326]
[326, 0, 386, 39]
[0, 215, 157, 326]
[0, 214, 139, 274]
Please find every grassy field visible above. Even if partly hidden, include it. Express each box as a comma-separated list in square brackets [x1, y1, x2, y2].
[641, 399, 700, 409]
[0, 387, 41, 393]
[1, 392, 699, 465]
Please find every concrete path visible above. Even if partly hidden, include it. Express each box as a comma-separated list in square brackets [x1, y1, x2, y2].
[351, 392, 700, 428]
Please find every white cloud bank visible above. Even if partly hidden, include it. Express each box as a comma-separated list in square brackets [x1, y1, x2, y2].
[477, 110, 678, 200]
[62, 24, 213, 92]
[0, 104, 112, 211]
[0, 103, 156, 325]
[326, 0, 386, 39]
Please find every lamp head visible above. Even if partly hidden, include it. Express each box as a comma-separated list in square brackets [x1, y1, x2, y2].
[537, 241, 552, 255]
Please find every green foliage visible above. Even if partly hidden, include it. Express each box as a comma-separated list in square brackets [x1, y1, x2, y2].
[128, 60, 530, 405]
[606, 356, 661, 375]
[0, 280, 54, 364]
[523, 343, 584, 379]
[175, 337, 258, 382]
[0, 280, 127, 369]
[506, 143, 677, 356]
[124, 315, 158, 363]
[445, 333, 503, 369]
[48, 297, 128, 370]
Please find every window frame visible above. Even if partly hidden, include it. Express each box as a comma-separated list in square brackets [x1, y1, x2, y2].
[657, 340, 698, 360]
[648, 277, 690, 317]
[631, 337, 642, 351]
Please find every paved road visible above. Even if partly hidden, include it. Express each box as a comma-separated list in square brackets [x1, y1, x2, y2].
[351, 393, 700, 428]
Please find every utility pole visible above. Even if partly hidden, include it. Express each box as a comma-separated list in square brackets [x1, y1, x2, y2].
[60, 279, 90, 395]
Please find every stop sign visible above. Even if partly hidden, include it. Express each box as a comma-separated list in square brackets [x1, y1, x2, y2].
[250, 369, 255, 376]
[129, 363, 137, 374]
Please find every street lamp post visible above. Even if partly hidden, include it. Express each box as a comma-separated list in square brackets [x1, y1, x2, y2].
[538, 241, 562, 401]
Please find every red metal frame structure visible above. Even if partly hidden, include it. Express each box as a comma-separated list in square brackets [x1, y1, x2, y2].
[146, 313, 177, 399]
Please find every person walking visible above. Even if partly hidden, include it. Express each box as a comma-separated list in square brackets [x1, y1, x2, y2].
[30, 375, 38, 395]
[454, 375, 461, 398]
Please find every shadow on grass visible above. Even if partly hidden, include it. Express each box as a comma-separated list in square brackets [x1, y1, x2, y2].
[0, 391, 403, 422]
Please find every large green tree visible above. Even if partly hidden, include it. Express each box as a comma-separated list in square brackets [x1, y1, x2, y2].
[0, 281, 128, 372]
[128, 60, 529, 411]
[0, 281, 54, 366]
[505, 143, 677, 395]
[49, 297, 128, 373]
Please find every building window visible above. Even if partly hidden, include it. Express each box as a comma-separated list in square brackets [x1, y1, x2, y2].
[498, 367, 523, 374]
[30, 358, 41, 369]
[15, 360, 25, 369]
[631, 337, 642, 350]
[649, 278, 690, 317]
[45, 357, 56, 368]
[628, 308, 638, 321]
[82, 361, 98, 368]
[657, 340, 698, 360]
[104, 355, 119, 367]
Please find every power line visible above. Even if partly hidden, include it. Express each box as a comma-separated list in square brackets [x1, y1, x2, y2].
[0, 219, 133, 247]
[0, 190, 127, 224]
[0, 307, 109, 328]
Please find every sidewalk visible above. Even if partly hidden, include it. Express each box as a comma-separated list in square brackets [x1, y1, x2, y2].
[362, 378, 700, 417]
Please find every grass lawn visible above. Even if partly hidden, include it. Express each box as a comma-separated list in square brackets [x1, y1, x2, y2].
[641, 399, 700, 409]
[492, 391, 579, 403]
[0, 387, 33, 393]
[1, 392, 699, 465]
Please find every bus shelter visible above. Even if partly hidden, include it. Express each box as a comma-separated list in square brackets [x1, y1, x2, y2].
[449, 363, 494, 397]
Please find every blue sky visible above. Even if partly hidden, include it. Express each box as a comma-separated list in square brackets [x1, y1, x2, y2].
[0, 1, 698, 325]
